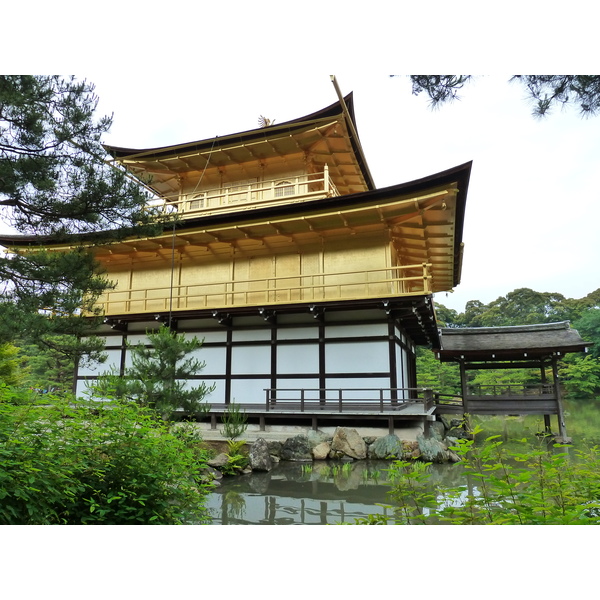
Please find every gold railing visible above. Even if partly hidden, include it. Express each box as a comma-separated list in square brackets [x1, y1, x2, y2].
[98, 263, 432, 316]
[152, 167, 340, 218]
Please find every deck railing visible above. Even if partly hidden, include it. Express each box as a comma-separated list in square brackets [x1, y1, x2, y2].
[264, 387, 434, 413]
[466, 383, 555, 397]
[98, 263, 433, 316]
[152, 167, 340, 218]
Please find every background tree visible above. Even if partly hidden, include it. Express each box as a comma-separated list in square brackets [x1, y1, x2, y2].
[407, 75, 600, 117]
[91, 325, 215, 418]
[0, 75, 166, 360]
[0, 342, 21, 386]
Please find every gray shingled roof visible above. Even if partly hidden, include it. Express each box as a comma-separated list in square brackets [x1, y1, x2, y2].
[437, 321, 591, 361]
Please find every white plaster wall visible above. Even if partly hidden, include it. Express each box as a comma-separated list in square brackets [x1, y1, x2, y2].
[230, 345, 271, 375]
[230, 378, 271, 404]
[277, 326, 318, 340]
[75, 379, 95, 399]
[277, 344, 319, 374]
[232, 328, 271, 342]
[325, 340, 389, 373]
[191, 346, 227, 375]
[274, 379, 320, 398]
[183, 330, 227, 343]
[324, 322, 387, 338]
[78, 349, 122, 376]
[323, 377, 392, 397]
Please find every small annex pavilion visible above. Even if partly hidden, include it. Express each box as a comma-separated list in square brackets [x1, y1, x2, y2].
[434, 322, 591, 441]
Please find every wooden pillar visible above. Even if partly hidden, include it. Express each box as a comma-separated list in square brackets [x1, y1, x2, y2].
[551, 355, 569, 441]
[459, 359, 471, 432]
[540, 361, 552, 433]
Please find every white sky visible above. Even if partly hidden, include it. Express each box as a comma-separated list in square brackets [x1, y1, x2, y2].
[88, 73, 600, 313]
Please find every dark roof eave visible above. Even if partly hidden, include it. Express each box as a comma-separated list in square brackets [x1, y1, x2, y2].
[435, 321, 592, 361]
[0, 162, 472, 250]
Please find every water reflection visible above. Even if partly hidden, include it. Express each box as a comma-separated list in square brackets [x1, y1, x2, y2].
[206, 460, 465, 525]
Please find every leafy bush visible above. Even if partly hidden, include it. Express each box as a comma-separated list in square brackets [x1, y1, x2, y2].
[363, 430, 600, 525]
[219, 439, 249, 476]
[0, 389, 212, 524]
[355, 429, 600, 525]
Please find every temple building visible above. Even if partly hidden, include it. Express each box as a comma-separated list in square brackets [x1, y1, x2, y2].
[2, 89, 474, 430]
[1, 86, 591, 437]
[75, 92, 470, 409]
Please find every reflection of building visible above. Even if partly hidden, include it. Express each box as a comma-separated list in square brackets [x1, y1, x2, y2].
[207, 462, 394, 525]
[0, 91, 471, 422]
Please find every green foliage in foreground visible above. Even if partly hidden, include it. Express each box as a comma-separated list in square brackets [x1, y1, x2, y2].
[0, 389, 212, 524]
[355, 430, 600, 525]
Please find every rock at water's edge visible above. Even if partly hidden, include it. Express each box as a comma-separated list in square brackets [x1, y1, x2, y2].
[369, 434, 403, 459]
[280, 435, 313, 461]
[249, 438, 273, 472]
[331, 427, 367, 460]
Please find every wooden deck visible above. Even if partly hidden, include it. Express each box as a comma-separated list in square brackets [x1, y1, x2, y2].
[195, 392, 436, 435]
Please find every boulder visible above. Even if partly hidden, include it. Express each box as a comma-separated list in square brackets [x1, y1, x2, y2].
[331, 427, 367, 460]
[427, 421, 445, 441]
[446, 427, 470, 440]
[207, 453, 230, 468]
[199, 465, 223, 481]
[249, 438, 273, 472]
[307, 430, 332, 447]
[312, 441, 331, 460]
[401, 440, 420, 459]
[448, 450, 462, 463]
[369, 434, 403, 459]
[267, 440, 282, 458]
[417, 434, 449, 463]
[280, 435, 313, 461]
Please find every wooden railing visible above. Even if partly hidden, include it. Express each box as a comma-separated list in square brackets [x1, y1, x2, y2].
[152, 167, 340, 218]
[263, 387, 434, 413]
[466, 384, 555, 397]
[98, 263, 433, 315]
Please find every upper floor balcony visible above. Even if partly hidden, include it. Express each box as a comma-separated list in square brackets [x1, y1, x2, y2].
[97, 263, 433, 317]
[151, 166, 340, 219]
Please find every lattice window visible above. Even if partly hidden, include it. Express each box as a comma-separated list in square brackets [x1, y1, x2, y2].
[275, 180, 295, 197]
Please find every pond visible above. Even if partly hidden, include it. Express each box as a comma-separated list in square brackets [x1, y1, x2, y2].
[205, 398, 600, 525]
[205, 460, 467, 525]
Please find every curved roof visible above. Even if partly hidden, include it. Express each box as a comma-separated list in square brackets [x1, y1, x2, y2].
[436, 321, 591, 361]
[103, 93, 376, 198]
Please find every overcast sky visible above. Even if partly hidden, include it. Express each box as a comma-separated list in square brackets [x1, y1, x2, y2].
[88, 73, 599, 313]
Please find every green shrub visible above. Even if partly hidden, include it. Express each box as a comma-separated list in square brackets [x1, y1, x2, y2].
[220, 402, 248, 440]
[0, 389, 212, 524]
[219, 439, 249, 476]
[378, 430, 600, 525]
